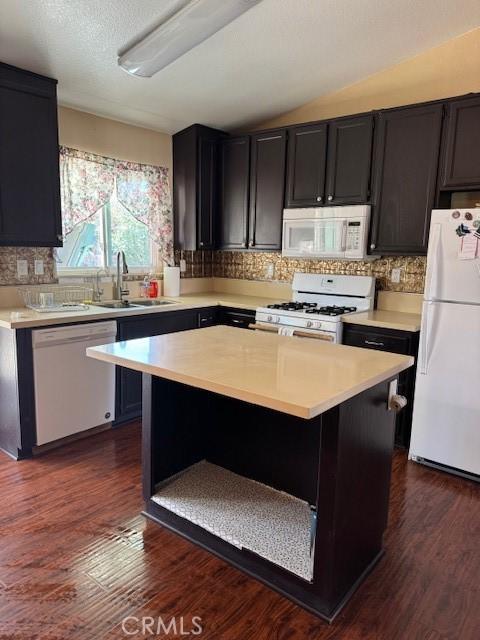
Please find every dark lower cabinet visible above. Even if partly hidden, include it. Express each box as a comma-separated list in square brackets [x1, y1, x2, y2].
[440, 95, 480, 189]
[249, 130, 287, 250]
[218, 307, 255, 329]
[342, 323, 419, 447]
[285, 123, 327, 207]
[218, 136, 250, 249]
[325, 115, 373, 205]
[115, 309, 216, 424]
[370, 104, 443, 255]
[0, 63, 62, 247]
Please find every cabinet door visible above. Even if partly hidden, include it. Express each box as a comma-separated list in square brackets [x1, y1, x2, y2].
[0, 74, 62, 246]
[115, 311, 201, 424]
[173, 125, 225, 250]
[198, 137, 217, 250]
[285, 124, 327, 207]
[325, 115, 373, 205]
[370, 104, 443, 255]
[218, 137, 250, 249]
[249, 130, 287, 250]
[441, 96, 480, 188]
[342, 324, 418, 448]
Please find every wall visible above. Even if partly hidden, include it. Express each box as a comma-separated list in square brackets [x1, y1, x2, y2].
[174, 251, 426, 293]
[0, 108, 173, 288]
[256, 27, 480, 129]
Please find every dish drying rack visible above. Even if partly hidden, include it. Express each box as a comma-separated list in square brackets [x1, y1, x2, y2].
[19, 286, 94, 313]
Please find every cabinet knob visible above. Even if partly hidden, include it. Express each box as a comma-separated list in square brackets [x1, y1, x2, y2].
[370, 243, 376, 250]
[316, 196, 323, 202]
[57, 233, 63, 241]
[249, 240, 255, 248]
[327, 195, 333, 202]
[199, 241, 204, 247]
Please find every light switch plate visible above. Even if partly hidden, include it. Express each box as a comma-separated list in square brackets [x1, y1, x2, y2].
[17, 259, 28, 277]
[34, 259, 44, 275]
[179, 259, 186, 273]
[391, 268, 402, 284]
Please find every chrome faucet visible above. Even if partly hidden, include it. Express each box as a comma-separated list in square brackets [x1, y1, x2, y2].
[91, 268, 107, 302]
[113, 251, 129, 301]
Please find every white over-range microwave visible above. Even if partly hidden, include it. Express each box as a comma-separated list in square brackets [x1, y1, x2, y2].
[282, 205, 371, 260]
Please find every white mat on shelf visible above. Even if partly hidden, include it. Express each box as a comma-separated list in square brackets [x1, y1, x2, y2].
[152, 461, 313, 581]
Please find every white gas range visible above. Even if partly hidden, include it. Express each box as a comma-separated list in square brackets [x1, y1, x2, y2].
[254, 273, 375, 343]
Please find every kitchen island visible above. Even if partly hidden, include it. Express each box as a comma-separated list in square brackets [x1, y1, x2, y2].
[87, 326, 413, 621]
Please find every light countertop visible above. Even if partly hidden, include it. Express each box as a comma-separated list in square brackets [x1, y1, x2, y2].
[0, 292, 283, 330]
[87, 325, 414, 419]
[343, 310, 422, 332]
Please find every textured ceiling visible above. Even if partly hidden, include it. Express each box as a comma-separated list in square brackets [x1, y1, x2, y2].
[0, 0, 479, 134]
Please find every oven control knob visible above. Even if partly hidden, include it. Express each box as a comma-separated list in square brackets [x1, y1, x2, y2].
[274, 316, 280, 324]
[306, 320, 313, 328]
[315, 321, 321, 329]
[267, 315, 273, 322]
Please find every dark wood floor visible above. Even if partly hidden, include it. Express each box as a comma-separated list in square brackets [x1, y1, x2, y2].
[0, 422, 478, 639]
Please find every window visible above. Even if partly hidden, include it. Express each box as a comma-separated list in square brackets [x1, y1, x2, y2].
[57, 187, 154, 271]
[57, 146, 173, 274]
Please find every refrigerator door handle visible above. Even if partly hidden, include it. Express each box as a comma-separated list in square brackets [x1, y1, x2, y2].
[424, 223, 442, 300]
[419, 301, 434, 375]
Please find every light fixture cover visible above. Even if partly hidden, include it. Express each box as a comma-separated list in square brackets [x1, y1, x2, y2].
[118, 0, 263, 77]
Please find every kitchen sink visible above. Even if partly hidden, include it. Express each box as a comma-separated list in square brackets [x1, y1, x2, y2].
[93, 301, 141, 309]
[129, 299, 176, 307]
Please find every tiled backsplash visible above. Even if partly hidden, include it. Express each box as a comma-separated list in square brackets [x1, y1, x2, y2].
[0, 246, 426, 293]
[175, 250, 426, 293]
[0, 247, 57, 286]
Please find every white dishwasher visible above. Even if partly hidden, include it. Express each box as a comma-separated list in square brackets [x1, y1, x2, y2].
[32, 321, 117, 445]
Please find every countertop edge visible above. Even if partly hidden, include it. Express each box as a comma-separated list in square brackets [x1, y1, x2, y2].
[87, 344, 414, 419]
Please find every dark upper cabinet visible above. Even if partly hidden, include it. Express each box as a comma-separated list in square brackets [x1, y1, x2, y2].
[249, 130, 287, 250]
[370, 104, 443, 255]
[218, 136, 250, 250]
[440, 96, 480, 189]
[285, 123, 327, 207]
[325, 115, 373, 205]
[173, 124, 226, 250]
[0, 63, 62, 247]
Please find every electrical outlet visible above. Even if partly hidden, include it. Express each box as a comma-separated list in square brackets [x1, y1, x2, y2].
[34, 259, 44, 275]
[16, 259, 28, 278]
[391, 268, 402, 284]
[179, 259, 186, 273]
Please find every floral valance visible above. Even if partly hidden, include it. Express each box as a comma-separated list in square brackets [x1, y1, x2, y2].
[59, 146, 173, 261]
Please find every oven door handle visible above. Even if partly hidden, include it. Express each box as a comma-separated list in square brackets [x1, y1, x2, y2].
[248, 323, 335, 342]
[292, 329, 335, 342]
[248, 323, 279, 333]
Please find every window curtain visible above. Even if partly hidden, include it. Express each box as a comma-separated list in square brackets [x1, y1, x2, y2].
[59, 146, 173, 261]
[115, 160, 173, 263]
[59, 146, 115, 236]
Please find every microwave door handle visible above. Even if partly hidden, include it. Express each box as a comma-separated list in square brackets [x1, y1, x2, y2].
[340, 220, 347, 252]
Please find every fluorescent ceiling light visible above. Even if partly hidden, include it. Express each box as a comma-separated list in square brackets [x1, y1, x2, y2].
[118, 0, 263, 77]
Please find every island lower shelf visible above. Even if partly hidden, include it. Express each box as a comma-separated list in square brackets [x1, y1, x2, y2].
[142, 373, 398, 622]
[152, 460, 315, 582]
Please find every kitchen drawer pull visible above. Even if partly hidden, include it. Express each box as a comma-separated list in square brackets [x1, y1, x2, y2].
[365, 340, 385, 347]
[231, 318, 242, 324]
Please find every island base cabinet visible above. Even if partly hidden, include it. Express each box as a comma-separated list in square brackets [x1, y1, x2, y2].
[141, 375, 397, 621]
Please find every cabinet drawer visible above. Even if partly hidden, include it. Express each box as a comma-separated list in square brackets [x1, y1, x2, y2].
[342, 328, 410, 354]
[198, 308, 218, 328]
[219, 307, 255, 329]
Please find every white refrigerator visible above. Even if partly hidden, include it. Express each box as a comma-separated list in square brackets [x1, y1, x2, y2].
[409, 208, 480, 479]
